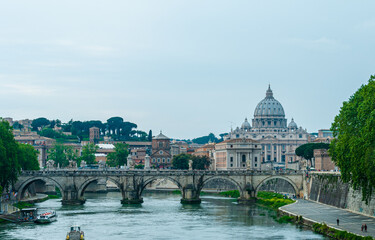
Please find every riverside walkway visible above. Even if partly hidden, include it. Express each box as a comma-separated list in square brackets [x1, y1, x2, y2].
[280, 200, 375, 238]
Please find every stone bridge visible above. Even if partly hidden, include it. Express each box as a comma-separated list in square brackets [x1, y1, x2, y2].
[14, 170, 306, 205]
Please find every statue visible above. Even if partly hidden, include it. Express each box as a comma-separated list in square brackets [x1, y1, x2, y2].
[46, 159, 55, 169]
[80, 160, 86, 168]
[127, 155, 135, 170]
[98, 160, 105, 169]
[68, 160, 77, 169]
[189, 160, 193, 170]
[144, 154, 151, 170]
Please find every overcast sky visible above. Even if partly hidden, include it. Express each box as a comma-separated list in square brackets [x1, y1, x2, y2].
[0, 1, 374, 139]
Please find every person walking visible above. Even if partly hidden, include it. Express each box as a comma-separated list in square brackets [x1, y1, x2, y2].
[337, 218, 339, 226]
[361, 224, 364, 232]
[365, 224, 367, 232]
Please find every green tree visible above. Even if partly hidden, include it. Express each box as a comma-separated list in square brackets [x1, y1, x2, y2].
[0, 121, 20, 192]
[31, 117, 50, 131]
[330, 76, 375, 203]
[17, 143, 40, 170]
[80, 143, 98, 165]
[295, 143, 330, 165]
[48, 143, 69, 168]
[148, 130, 153, 141]
[192, 155, 211, 170]
[107, 143, 129, 167]
[192, 133, 219, 144]
[172, 154, 190, 169]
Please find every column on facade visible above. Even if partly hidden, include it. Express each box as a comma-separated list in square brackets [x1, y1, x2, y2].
[271, 143, 274, 162]
[276, 144, 280, 163]
[248, 152, 252, 169]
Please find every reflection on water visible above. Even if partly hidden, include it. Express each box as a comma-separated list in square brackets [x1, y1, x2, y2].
[0, 192, 327, 240]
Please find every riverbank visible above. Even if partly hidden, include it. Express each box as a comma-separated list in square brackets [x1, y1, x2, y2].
[279, 200, 374, 239]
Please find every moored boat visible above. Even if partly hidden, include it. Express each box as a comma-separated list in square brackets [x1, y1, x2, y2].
[35, 210, 57, 224]
[66, 226, 84, 240]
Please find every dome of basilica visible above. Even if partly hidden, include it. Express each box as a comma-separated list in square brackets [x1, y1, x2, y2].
[254, 85, 285, 118]
[241, 118, 251, 130]
[288, 118, 298, 129]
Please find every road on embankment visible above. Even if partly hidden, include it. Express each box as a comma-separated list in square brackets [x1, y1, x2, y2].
[280, 200, 375, 238]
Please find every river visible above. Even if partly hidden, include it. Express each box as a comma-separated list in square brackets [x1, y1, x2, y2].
[0, 192, 327, 240]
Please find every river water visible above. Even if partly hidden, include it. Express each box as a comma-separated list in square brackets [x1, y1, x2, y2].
[0, 192, 327, 240]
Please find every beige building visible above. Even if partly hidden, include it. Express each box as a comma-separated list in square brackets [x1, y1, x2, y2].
[214, 138, 261, 170]
[14, 133, 56, 168]
[192, 143, 216, 170]
[225, 86, 310, 169]
[313, 148, 336, 171]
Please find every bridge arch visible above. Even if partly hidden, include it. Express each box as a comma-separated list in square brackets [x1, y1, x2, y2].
[255, 176, 299, 196]
[78, 177, 122, 198]
[199, 176, 244, 196]
[17, 176, 65, 200]
[140, 176, 183, 196]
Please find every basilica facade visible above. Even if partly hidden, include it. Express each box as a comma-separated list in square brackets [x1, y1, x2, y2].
[225, 85, 310, 169]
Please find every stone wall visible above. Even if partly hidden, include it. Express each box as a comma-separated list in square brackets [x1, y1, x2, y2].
[309, 173, 375, 217]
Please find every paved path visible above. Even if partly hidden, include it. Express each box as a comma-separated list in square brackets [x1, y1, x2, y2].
[280, 200, 375, 238]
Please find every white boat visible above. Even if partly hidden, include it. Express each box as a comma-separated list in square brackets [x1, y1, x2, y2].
[66, 226, 85, 240]
[35, 211, 57, 224]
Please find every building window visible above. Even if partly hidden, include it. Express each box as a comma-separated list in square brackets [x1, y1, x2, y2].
[255, 145, 257, 148]
[159, 150, 163, 154]
[262, 145, 265, 150]
[290, 157, 293, 162]
[274, 145, 276, 150]
[230, 157, 233, 162]
[162, 158, 165, 163]
[299, 134, 302, 138]
[230, 164, 233, 167]
[152, 158, 156, 163]
[282, 155, 285, 162]
[230, 145, 233, 148]
[274, 157, 276, 161]
[167, 158, 170, 162]
[242, 155, 246, 162]
[268, 121, 271, 126]
[159, 142, 163, 148]
[242, 164, 246, 167]
[267, 155, 271, 161]
[157, 158, 160, 163]
[267, 144, 271, 150]
[255, 157, 258, 162]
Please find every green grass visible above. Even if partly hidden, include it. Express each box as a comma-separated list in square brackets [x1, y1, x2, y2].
[47, 195, 60, 199]
[256, 191, 294, 210]
[13, 202, 34, 209]
[219, 190, 240, 198]
[313, 223, 373, 240]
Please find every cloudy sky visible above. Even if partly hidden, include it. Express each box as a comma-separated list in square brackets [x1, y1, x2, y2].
[0, 1, 373, 139]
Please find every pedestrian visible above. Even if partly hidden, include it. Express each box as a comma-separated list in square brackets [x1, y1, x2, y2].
[361, 224, 364, 232]
[337, 218, 339, 226]
[365, 224, 367, 232]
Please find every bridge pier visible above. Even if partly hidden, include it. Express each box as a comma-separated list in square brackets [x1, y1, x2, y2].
[181, 186, 201, 204]
[121, 190, 143, 204]
[62, 190, 86, 205]
[237, 185, 256, 204]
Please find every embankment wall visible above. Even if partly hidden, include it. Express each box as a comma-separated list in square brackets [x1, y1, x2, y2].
[309, 173, 375, 217]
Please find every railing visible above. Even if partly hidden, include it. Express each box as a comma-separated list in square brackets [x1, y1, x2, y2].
[20, 169, 305, 176]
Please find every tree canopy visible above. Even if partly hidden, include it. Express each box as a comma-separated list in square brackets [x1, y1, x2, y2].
[31, 117, 50, 131]
[80, 143, 98, 165]
[0, 121, 20, 192]
[106, 143, 129, 167]
[330, 76, 375, 203]
[192, 133, 221, 145]
[295, 143, 330, 164]
[0, 121, 39, 193]
[172, 153, 211, 170]
[172, 154, 190, 169]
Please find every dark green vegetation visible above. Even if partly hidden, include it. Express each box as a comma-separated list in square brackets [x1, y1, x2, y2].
[219, 190, 240, 198]
[0, 121, 39, 193]
[330, 76, 375, 203]
[295, 143, 330, 166]
[106, 143, 129, 167]
[171, 154, 211, 170]
[33, 116, 150, 142]
[48, 142, 98, 167]
[13, 202, 34, 210]
[256, 191, 294, 210]
[192, 133, 223, 144]
[313, 223, 373, 240]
